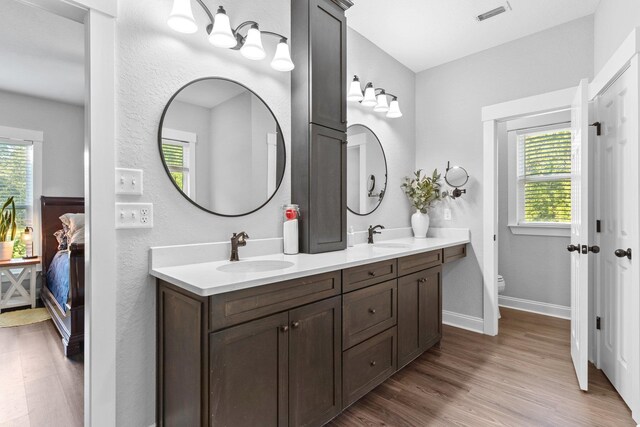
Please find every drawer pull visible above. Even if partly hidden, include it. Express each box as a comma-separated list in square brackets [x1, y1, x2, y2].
[368, 308, 376, 314]
[418, 278, 427, 283]
[291, 321, 300, 329]
[368, 271, 377, 277]
[280, 325, 289, 333]
[370, 360, 376, 367]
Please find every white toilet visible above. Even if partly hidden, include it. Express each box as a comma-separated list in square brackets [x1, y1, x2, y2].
[497, 275, 506, 318]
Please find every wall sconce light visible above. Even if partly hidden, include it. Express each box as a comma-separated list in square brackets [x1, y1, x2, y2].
[347, 75, 403, 119]
[168, 2, 295, 72]
[21, 227, 36, 259]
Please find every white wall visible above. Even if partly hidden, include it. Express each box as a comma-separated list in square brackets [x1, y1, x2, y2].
[346, 28, 416, 230]
[0, 89, 84, 197]
[594, 0, 640, 73]
[415, 16, 594, 318]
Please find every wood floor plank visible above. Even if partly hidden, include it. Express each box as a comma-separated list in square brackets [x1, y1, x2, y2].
[329, 308, 634, 426]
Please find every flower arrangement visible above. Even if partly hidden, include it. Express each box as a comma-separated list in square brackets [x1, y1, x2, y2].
[401, 169, 442, 214]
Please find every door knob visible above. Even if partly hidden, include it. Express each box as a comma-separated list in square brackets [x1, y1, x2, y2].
[615, 248, 632, 260]
[567, 244, 580, 252]
[588, 245, 600, 254]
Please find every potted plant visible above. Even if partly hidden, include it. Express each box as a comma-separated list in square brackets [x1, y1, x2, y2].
[401, 169, 442, 238]
[0, 196, 17, 261]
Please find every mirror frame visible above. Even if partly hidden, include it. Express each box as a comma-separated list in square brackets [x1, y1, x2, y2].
[346, 124, 388, 216]
[158, 77, 287, 217]
[445, 165, 469, 188]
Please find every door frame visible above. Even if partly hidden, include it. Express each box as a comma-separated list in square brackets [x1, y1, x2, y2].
[14, 0, 118, 425]
[481, 87, 577, 336]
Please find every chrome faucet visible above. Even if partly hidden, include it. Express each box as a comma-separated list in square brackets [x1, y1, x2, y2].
[230, 231, 249, 262]
[368, 225, 385, 244]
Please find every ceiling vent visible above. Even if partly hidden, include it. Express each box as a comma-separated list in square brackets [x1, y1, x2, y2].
[476, 2, 511, 22]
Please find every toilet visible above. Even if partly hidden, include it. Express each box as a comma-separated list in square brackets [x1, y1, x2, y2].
[497, 275, 506, 318]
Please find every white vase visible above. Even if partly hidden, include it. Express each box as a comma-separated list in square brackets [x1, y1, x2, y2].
[0, 241, 14, 261]
[411, 210, 430, 239]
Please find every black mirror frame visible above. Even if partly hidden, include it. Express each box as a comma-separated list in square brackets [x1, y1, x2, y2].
[158, 77, 287, 217]
[346, 124, 388, 217]
[444, 165, 469, 188]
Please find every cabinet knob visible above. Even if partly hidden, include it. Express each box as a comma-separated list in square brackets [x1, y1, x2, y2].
[368, 308, 376, 314]
[291, 321, 300, 329]
[368, 271, 376, 277]
[280, 325, 289, 333]
[418, 278, 427, 283]
[370, 360, 376, 367]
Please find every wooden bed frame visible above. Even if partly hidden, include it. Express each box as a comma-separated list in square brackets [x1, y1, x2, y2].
[40, 196, 85, 357]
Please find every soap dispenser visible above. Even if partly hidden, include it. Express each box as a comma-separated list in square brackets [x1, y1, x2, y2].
[347, 226, 355, 247]
[283, 204, 300, 255]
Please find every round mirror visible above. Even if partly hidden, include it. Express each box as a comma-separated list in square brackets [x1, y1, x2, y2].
[445, 166, 469, 188]
[346, 125, 387, 216]
[159, 78, 286, 216]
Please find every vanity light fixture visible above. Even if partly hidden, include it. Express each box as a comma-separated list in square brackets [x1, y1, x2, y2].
[347, 75, 403, 119]
[168, 1, 294, 72]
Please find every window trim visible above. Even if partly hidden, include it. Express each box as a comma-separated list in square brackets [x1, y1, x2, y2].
[508, 122, 571, 237]
[161, 128, 197, 198]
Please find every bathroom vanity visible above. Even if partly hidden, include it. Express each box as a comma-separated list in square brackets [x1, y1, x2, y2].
[152, 233, 468, 426]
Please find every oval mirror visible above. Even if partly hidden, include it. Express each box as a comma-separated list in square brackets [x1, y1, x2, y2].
[159, 78, 286, 216]
[346, 125, 388, 216]
[445, 166, 469, 188]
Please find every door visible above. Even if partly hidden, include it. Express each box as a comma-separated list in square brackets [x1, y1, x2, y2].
[569, 78, 590, 391]
[289, 296, 342, 426]
[210, 312, 289, 427]
[596, 60, 639, 408]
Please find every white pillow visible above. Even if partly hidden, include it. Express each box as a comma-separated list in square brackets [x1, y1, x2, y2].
[60, 213, 85, 245]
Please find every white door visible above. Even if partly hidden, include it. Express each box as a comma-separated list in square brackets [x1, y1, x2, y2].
[570, 79, 590, 391]
[596, 59, 639, 408]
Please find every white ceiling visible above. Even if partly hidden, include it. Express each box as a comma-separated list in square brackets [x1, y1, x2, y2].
[347, 0, 600, 73]
[0, 0, 84, 105]
[176, 80, 248, 110]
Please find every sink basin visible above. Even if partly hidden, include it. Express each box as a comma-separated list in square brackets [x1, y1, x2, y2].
[373, 242, 411, 249]
[217, 260, 295, 273]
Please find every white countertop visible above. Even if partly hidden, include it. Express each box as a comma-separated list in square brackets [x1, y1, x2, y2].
[150, 230, 470, 297]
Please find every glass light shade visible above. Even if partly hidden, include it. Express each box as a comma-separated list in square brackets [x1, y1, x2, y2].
[167, 0, 198, 34]
[21, 229, 32, 242]
[361, 85, 377, 107]
[271, 40, 295, 71]
[209, 8, 237, 48]
[241, 27, 266, 60]
[374, 93, 389, 112]
[347, 78, 364, 102]
[386, 99, 403, 118]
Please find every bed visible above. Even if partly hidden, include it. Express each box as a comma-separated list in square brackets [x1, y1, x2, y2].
[40, 196, 85, 357]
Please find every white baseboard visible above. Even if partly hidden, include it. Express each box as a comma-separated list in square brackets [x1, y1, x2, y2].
[499, 295, 570, 320]
[442, 310, 484, 334]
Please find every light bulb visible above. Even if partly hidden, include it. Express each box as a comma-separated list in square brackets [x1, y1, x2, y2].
[167, 0, 198, 34]
[209, 6, 237, 48]
[347, 76, 363, 102]
[361, 84, 377, 107]
[374, 92, 389, 112]
[271, 39, 295, 71]
[387, 98, 403, 118]
[241, 25, 266, 60]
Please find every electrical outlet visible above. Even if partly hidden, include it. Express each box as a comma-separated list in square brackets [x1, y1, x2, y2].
[115, 168, 143, 195]
[116, 203, 153, 229]
[443, 208, 452, 221]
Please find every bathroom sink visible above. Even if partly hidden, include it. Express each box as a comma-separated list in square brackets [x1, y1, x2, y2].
[217, 260, 295, 273]
[373, 242, 411, 249]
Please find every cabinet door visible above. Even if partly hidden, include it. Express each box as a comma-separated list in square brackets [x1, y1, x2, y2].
[397, 266, 442, 368]
[310, 0, 347, 131]
[289, 296, 342, 426]
[308, 124, 347, 253]
[210, 312, 289, 427]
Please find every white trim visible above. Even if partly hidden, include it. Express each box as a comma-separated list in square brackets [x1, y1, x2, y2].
[589, 27, 640, 100]
[442, 310, 484, 334]
[482, 87, 576, 122]
[499, 296, 571, 320]
[508, 224, 570, 237]
[0, 125, 43, 143]
[162, 128, 197, 144]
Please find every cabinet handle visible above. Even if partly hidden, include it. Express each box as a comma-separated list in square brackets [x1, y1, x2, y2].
[280, 325, 289, 333]
[368, 271, 376, 277]
[370, 360, 376, 367]
[418, 278, 427, 283]
[368, 308, 376, 314]
[291, 321, 300, 329]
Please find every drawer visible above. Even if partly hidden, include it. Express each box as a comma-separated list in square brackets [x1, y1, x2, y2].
[398, 250, 442, 276]
[343, 327, 397, 407]
[342, 259, 397, 292]
[343, 280, 397, 349]
[209, 271, 341, 331]
[443, 244, 467, 263]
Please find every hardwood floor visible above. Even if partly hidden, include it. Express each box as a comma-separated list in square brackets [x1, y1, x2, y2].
[0, 320, 83, 427]
[330, 308, 634, 427]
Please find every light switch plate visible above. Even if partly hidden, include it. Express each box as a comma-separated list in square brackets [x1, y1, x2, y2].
[116, 168, 143, 195]
[116, 203, 153, 229]
[443, 208, 452, 221]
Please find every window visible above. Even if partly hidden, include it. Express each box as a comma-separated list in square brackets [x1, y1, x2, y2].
[161, 129, 197, 197]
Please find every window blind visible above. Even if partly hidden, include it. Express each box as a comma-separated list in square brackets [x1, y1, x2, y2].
[517, 129, 571, 224]
[161, 140, 190, 195]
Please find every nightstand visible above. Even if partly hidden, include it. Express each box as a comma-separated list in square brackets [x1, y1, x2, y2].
[0, 257, 41, 313]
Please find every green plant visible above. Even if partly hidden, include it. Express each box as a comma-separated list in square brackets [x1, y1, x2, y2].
[401, 169, 442, 214]
[0, 196, 17, 242]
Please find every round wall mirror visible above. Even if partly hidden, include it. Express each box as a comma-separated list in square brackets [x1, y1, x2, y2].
[444, 166, 469, 188]
[159, 78, 286, 217]
[346, 124, 388, 216]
